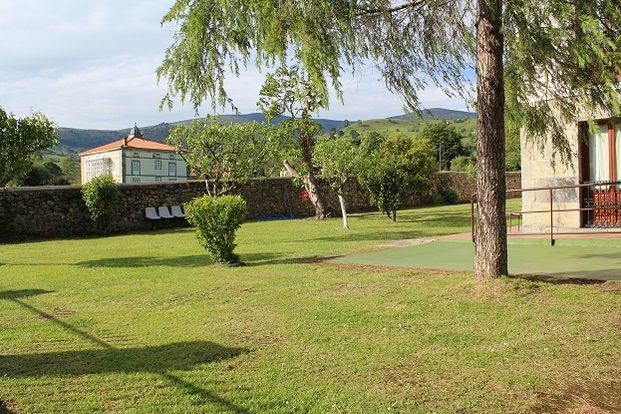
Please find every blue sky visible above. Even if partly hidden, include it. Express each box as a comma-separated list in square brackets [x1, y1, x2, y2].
[0, 0, 470, 130]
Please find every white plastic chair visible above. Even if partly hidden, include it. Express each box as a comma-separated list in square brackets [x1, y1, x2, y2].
[145, 207, 160, 220]
[158, 206, 174, 219]
[171, 205, 185, 218]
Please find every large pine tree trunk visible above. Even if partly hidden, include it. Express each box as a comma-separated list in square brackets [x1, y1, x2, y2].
[475, 0, 508, 278]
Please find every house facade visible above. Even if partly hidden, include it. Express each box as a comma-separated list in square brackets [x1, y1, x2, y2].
[80, 125, 188, 184]
[520, 108, 621, 232]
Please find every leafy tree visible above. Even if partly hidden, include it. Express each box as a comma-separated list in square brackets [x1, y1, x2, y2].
[358, 134, 436, 221]
[168, 118, 272, 263]
[348, 129, 361, 146]
[167, 116, 279, 197]
[59, 156, 81, 184]
[415, 121, 465, 171]
[313, 135, 359, 229]
[504, 128, 521, 172]
[358, 131, 386, 154]
[258, 66, 329, 219]
[0, 107, 57, 187]
[22, 161, 70, 186]
[450, 155, 477, 176]
[158, 0, 621, 277]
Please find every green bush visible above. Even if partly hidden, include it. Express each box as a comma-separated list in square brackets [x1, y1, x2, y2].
[81, 175, 119, 232]
[450, 155, 477, 178]
[185, 195, 247, 264]
[440, 188, 460, 204]
[431, 193, 445, 205]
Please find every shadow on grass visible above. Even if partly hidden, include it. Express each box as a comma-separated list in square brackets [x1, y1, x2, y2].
[244, 254, 344, 266]
[509, 274, 610, 285]
[0, 400, 16, 414]
[0, 227, 193, 245]
[0, 289, 53, 300]
[0, 341, 248, 377]
[303, 229, 420, 243]
[77, 253, 288, 268]
[77, 255, 215, 268]
[0, 289, 252, 414]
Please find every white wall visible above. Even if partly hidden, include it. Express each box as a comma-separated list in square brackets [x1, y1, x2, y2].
[81, 151, 122, 184]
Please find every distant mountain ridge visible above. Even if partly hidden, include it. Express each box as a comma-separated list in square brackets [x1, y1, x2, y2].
[55, 108, 475, 153]
[387, 107, 476, 121]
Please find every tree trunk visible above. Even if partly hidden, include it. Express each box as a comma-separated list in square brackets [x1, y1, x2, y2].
[337, 192, 349, 229]
[300, 133, 328, 220]
[474, 0, 508, 278]
[283, 160, 328, 220]
[303, 173, 328, 219]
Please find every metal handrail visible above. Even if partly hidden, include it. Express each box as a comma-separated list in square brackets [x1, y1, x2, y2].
[471, 180, 621, 246]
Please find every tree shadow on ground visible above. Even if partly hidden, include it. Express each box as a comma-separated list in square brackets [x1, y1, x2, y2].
[0, 289, 53, 300]
[0, 227, 193, 245]
[509, 273, 610, 285]
[77, 255, 214, 268]
[0, 289, 252, 414]
[77, 252, 285, 268]
[0, 342, 251, 413]
[351, 209, 469, 224]
[0, 341, 248, 377]
[306, 230, 428, 244]
[0, 401, 16, 414]
[244, 254, 344, 266]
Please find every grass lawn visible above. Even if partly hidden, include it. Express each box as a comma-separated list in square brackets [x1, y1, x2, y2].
[1, 201, 620, 413]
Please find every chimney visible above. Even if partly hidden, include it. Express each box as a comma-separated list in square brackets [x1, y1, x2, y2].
[123, 136, 128, 146]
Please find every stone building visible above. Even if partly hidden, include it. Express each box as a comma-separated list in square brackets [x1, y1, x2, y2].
[521, 109, 621, 232]
[80, 125, 189, 184]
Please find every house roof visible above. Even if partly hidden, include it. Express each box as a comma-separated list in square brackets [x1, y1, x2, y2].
[79, 136, 179, 156]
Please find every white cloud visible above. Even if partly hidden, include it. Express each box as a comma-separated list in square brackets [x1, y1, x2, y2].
[0, 0, 469, 129]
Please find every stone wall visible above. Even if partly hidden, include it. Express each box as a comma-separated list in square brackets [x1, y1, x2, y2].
[433, 171, 521, 202]
[0, 172, 520, 240]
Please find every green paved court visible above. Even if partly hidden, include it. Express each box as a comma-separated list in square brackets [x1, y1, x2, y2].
[331, 238, 621, 280]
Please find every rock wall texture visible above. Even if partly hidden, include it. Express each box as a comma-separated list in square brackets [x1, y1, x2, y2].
[0, 172, 520, 240]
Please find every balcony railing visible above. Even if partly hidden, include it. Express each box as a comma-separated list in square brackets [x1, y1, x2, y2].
[470, 180, 621, 246]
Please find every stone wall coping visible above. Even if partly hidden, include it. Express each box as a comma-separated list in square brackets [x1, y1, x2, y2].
[0, 173, 520, 193]
[0, 176, 305, 193]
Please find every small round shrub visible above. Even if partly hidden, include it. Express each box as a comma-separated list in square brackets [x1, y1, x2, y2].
[431, 193, 445, 205]
[432, 188, 460, 205]
[81, 174, 119, 232]
[440, 188, 460, 204]
[184, 195, 247, 264]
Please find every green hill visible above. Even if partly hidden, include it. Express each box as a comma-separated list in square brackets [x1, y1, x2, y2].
[341, 115, 477, 150]
[54, 113, 346, 155]
[52, 108, 477, 155]
[388, 107, 476, 121]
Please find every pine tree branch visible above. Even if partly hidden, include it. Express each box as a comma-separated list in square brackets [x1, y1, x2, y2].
[354, 0, 429, 17]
